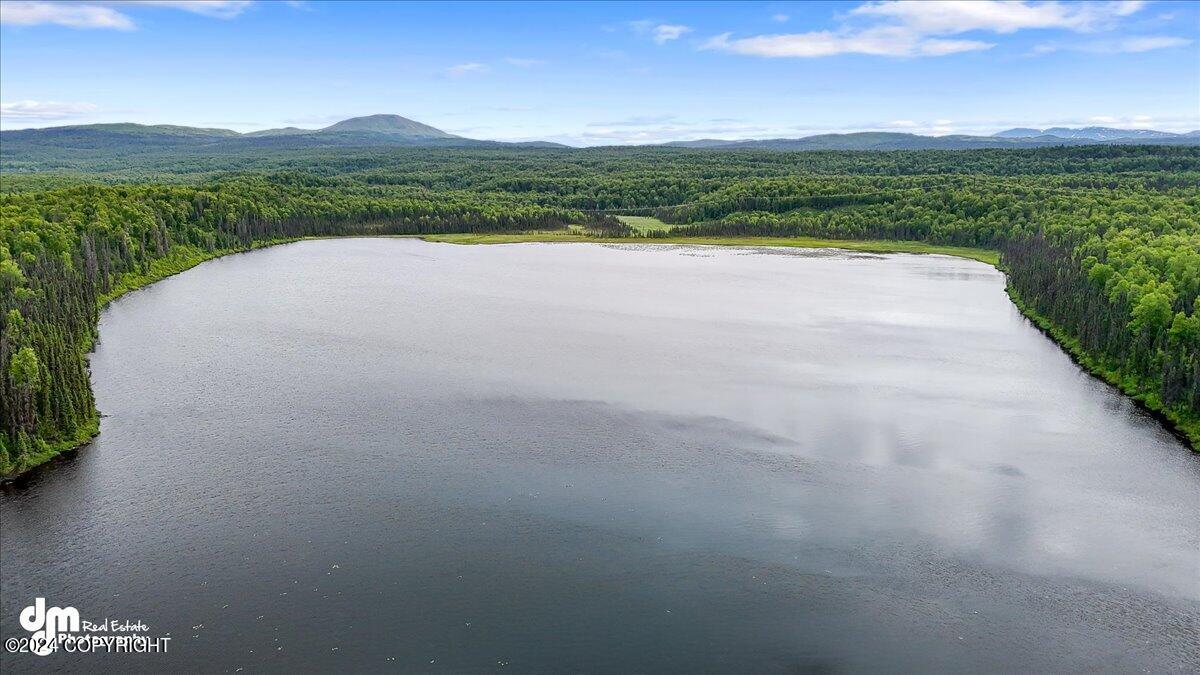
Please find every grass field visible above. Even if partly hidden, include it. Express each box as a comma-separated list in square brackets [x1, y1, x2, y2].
[420, 231, 1000, 266]
[616, 215, 675, 233]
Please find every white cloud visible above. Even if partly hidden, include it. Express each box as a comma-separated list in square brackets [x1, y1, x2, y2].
[652, 23, 692, 44]
[0, 2, 134, 29]
[930, 118, 956, 134]
[629, 20, 692, 44]
[124, 1, 252, 19]
[1032, 34, 1191, 55]
[1115, 35, 1191, 52]
[446, 62, 489, 77]
[0, 100, 100, 120]
[702, 1, 1152, 59]
[1079, 114, 1163, 129]
[702, 26, 993, 58]
[0, 1, 253, 30]
[918, 38, 994, 55]
[851, 1, 1146, 34]
[504, 57, 546, 67]
[486, 112, 1200, 146]
[772, 13, 789, 23]
[587, 114, 678, 127]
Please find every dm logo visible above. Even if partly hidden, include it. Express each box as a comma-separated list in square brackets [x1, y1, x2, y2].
[19, 598, 80, 656]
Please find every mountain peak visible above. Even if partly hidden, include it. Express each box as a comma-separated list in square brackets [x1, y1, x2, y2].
[993, 126, 1179, 141]
[320, 114, 456, 138]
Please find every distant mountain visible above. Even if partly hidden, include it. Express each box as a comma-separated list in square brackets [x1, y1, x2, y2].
[667, 132, 1072, 150]
[662, 130, 1200, 150]
[320, 114, 456, 138]
[0, 115, 567, 166]
[2, 117, 1194, 167]
[38, 123, 241, 138]
[993, 126, 1182, 141]
[0, 123, 244, 154]
[991, 127, 1045, 138]
[242, 126, 311, 137]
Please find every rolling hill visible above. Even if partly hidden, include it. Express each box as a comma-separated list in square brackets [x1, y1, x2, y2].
[663, 129, 1200, 150]
[0, 115, 568, 169]
[2, 116, 1196, 170]
[992, 126, 1183, 141]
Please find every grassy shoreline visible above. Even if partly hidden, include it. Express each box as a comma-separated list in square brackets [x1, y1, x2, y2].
[420, 232, 1001, 265]
[425, 231, 1195, 451]
[2, 230, 1189, 480]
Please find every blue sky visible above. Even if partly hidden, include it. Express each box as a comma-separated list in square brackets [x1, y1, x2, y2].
[1, 0, 1197, 145]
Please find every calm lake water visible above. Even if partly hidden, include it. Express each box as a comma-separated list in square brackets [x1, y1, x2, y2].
[2, 238, 1198, 672]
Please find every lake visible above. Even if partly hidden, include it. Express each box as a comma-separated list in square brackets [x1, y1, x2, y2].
[2, 238, 1197, 672]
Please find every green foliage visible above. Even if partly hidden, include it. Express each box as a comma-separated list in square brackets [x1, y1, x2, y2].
[1, 144, 1197, 478]
[8, 346, 39, 390]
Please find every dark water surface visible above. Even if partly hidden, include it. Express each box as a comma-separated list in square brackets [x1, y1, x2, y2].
[2, 239, 1198, 672]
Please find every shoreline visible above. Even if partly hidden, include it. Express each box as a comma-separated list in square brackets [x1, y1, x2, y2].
[1005, 287, 1199, 449]
[419, 232, 1000, 266]
[2, 237, 305, 482]
[3, 231, 1191, 480]
[427, 232, 1198, 451]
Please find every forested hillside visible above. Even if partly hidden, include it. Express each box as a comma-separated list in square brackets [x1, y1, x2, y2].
[1, 145, 1197, 476]
[3, 116, 1195, 172]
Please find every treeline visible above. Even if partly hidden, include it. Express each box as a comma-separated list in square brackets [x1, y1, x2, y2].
[662, 183, 1199, 438]
[0, 180, 590, 474]
[7, 142, 1200, 179]
[1, 145, 1198, 475]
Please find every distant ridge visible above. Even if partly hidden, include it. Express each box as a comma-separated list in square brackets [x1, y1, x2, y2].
[4, 114, 458, 141]
[242, 126, 310, 137]
[1, 117, 1196, 159]
[662, 128, 1200, 150]
[320, 114, 456, 138]
[0, 114, 568, 162]
[992, 126, 1183, 141]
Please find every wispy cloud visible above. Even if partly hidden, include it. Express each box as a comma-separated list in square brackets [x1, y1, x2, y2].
[1, 2, 135, 29]
[485, 111, 1200, 147]
[446, 62, 489, 77]
[772, 13, 789, 23]
[652, 23, 691, 44]
[0, 100, 100, 120]
[703, 28, 993, 58]
[0, 1, 254, 30]
[130, 1, 253, 19]
[595, 48, 627, 61]
[703, 0, 1151, 59]
[1083, 113, 1170, 129]
[1110, 35, 1191, 51]
[850, 0, 1147, 34]
[587, 114, 678, 127]
[1032, 34, 1192, 54]
[629, 20, 692, 44]
[504, 57, 546, 67]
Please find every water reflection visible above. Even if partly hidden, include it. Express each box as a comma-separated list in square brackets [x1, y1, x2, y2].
[2, 239, 1197, 672]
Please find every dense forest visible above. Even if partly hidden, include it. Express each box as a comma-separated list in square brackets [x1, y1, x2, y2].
[1, 145, 1197, 475]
